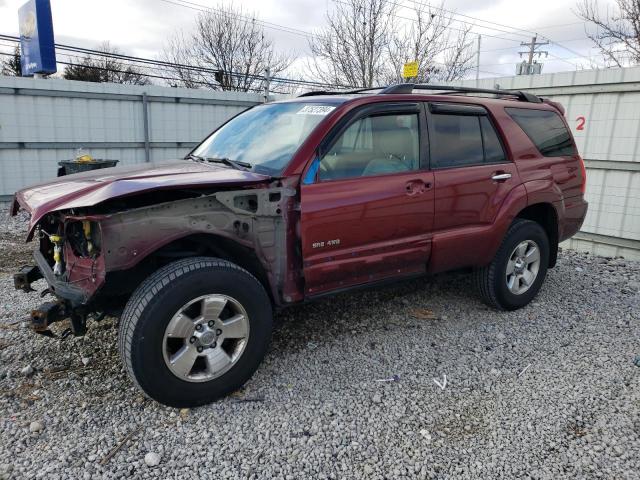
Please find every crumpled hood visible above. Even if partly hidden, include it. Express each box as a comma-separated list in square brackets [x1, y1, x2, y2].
[11, 160, 271, 239]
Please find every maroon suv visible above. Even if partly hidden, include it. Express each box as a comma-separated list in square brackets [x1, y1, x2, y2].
[11, 84, 587, 407]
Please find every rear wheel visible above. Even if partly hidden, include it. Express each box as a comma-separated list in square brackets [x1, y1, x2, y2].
[474, 219, 549, 310]
[118, 257, 272, 407]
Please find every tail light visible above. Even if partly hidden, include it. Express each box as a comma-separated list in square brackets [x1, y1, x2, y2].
[578, 155, 587, 194]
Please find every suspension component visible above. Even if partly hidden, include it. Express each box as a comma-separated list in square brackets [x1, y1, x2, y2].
[49, 234, 65, 276]
[82, 220, 94, 255]
[31, 300, 69, 334]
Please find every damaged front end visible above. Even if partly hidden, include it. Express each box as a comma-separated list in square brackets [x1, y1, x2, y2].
[15, 212, 107, 336]
[13, 180, 298, 337]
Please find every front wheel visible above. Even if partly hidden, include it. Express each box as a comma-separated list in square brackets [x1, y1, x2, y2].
[474, 219, 549, 311]
[118, 257, 272, 407]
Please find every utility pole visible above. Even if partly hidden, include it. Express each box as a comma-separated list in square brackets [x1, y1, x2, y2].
[263, 67, 271, 103]
[518, 36, 549, 75]
[475, 34, 481, 82]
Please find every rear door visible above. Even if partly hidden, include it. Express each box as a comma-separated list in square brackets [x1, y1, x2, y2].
[300, 102, 435, 296]
[427, 103, 519, 267]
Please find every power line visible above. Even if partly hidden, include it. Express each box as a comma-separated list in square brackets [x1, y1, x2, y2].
[398, 0, 599, 67]
[519, 36, 549, 61]
[161, 0, 596, 66]
[0, 34, 354, 90]
[0, 49, 236, 87]
[534, 20, 587, 30]
[401, 0, 599, 65]
[545, 37, 602, 67]
[361, 0, 523, 44]
[0, 47, 304, 93]
[160, 0, 598, 76]
[333, 0, 526, 44]
[157, 0, 315, 39]
[398, 0, 535, 40]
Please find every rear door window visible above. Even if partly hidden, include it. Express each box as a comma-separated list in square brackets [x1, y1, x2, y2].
[506, 107, 577, 157]
[430, 110, 506, 168]
[480, 117, 506, 163]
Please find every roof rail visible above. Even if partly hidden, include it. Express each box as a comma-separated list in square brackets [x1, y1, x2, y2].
[380, 83, 542, 103]
[297, 86, 384, 97]
[297, 83, 542, 103]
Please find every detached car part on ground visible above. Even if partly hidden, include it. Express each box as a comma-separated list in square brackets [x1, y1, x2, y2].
[11, 84, 588, 407]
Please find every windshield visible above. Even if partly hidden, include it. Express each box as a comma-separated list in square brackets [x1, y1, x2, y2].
[191, 102, 338, 175]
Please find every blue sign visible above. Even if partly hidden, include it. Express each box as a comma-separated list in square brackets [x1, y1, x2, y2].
[18, 0, 56, 76]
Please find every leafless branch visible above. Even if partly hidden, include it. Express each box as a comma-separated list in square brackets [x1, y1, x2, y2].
[161, 3, 293, 91]
[1, 46, 22, 76]
[63, 42, 150, 85]
[384, 2, 475, 83]
[309, 0, 475, 88]
[308, 0, 397, 88]
[576, 0, 640, 67]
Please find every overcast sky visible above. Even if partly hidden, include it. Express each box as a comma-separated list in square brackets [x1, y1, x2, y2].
[0, 0, 618, 80]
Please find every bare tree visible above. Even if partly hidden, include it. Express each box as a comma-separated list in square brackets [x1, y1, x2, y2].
[63, 42, 150, 85]
[438, 24, 475, 81]
[309, 0, 397, 88]
[162, 3, 291, 91]
[310, 0, 475, 88]
[384, 2, 475, 83]
[1, 46, 22, 76]
[576, 0, 640, 67]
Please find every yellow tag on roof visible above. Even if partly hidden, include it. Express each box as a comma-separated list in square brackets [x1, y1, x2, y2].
[402, 61, 419, 79]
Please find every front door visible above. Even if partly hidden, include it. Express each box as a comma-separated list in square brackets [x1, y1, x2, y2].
[300, 103, 435, 296]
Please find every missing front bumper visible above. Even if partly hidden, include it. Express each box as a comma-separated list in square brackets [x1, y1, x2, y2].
[32, 250, 90, 305]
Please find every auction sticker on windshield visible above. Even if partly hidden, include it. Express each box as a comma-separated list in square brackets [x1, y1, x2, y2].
[297, 105, 336, 115]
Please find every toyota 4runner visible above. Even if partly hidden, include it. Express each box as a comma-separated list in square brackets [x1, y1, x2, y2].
[11, 84, 588, 407]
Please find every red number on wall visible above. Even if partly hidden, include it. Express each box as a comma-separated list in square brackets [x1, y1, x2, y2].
[576, 116, 586, 131]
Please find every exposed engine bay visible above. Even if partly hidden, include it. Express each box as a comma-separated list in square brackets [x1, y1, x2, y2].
[14, 181, 300, 337]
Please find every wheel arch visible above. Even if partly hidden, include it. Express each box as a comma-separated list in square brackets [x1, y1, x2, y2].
[151, 233, 274, 301]
[105, 232, 275, 305]
[515, 202, 559, 267]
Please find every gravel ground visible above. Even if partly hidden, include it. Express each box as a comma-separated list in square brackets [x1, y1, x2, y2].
[0, 211, 639, 479]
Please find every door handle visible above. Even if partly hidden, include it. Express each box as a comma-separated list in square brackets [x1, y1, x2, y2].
[491, 173, 512, 182]
[405, 179, 432, 195]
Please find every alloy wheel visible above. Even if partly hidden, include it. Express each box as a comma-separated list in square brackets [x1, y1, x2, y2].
[505, 240, 541, 295]
[162, 294, 250, 382]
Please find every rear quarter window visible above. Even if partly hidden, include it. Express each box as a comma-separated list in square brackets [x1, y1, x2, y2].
[506, 107, 577, 157]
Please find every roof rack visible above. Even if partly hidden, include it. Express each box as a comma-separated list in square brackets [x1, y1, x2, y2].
[380, 83, 542, 103]
[297, 87, 383, 97]
[297, 83, 542, 103]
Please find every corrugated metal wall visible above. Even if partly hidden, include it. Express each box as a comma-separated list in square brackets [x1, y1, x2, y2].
[0, 76, 263, 199]
[458, 68, 640, 260]
[2, 71, 639, 259]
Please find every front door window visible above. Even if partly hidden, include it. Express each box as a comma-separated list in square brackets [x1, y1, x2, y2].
[319, 113, 420, 181]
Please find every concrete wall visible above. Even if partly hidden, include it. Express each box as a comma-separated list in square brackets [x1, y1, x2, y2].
[457, 68, 640, 260]
[0, 76, 263, 200]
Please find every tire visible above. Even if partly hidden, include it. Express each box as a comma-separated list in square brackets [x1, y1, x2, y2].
[474, 219, 549, 311]
[118, 257, 272, 407]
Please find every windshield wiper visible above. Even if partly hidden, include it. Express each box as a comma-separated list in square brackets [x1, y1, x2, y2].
[185, 153, 252, 171]
[204, 157, 252, 171]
